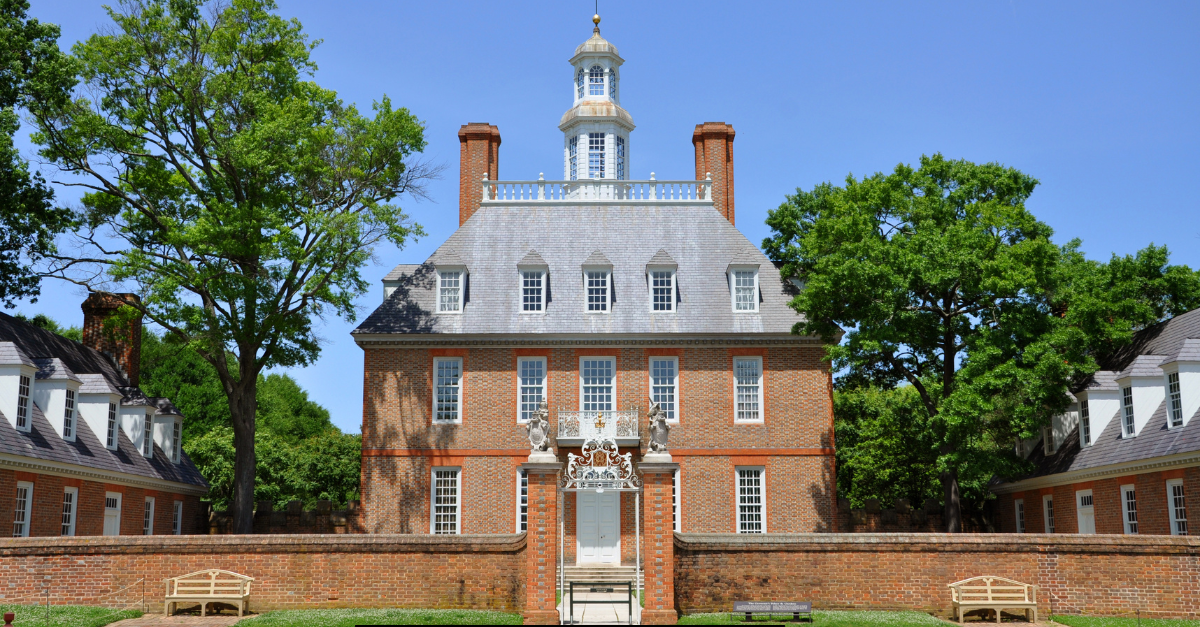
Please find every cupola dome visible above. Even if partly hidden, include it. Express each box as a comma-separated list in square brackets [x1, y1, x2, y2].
[560, 13, 634, 181]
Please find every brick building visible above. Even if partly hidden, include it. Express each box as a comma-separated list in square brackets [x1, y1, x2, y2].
[1, 296, 207, 538]
[994, 308, 1199, 536]
[352, 18, 837, 577]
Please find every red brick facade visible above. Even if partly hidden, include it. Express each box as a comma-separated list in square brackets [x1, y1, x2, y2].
[458, 123, 501, 225]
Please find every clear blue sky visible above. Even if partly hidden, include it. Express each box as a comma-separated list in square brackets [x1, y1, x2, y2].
[14, 0, 1200, 434]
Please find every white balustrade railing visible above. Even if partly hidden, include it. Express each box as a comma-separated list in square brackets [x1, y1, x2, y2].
[481, 174, 713, 205]
[557, 409, 640, 441]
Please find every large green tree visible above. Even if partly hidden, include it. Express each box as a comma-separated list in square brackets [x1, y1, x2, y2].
[0, 0, 75, 307]
[29, 0, 432, 532]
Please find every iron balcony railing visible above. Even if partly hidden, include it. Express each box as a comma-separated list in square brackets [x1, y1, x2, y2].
[557, 409, 639, 442]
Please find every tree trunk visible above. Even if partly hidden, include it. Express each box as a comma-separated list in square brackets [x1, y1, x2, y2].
[942, 467, 962, 533]
[229, 376, 258, 534]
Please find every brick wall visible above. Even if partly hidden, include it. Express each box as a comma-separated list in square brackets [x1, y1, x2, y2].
[80, 292, 142, 386]
[0, 535, 525, 613]
[674, 533, 1200, 618]
[458, 123, 500, 225]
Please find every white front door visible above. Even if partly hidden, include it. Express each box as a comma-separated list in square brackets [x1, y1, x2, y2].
[1076, 489, 1095, 534]
[577, 491, 620, 565]
[104, 492, 122, 536]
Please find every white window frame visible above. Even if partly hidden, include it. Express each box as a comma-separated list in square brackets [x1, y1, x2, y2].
[649, 356, 679, 424]
[648, 268, 676, 312]
[432, 467, 461, 535]
[106, 402, 119, 450]
[1042, 495, 1055, 533]
[584, 268, 611, 313]
[730, 267, 759, 313]
[1121, 484, 1138, 534]
[142, 414, 154, 458]
[734, 356, 764, 423]
[673, 469, 682, 533]
[61, 486, 77, 536]
[517, 357, 547, 424]
[569, 136, 578, 181]
[588, 64, 604, 96]
[1167, 372, 1184, 428]
[736, 467, 765, 534]
[15, 374, 31, 432]
[63, 388, 76, 441]
[587, 132, 605, 179]
[104, 491, 122, 537]
[579, 357, 616, 411]
[171, 419, 182, 463]
[437, 269, 465, 314]
[1014, 498, 1025, 533]
[516, 469, 528, 533]
[1080, 399, 1091, 446]
[172, 500, 183, 535]
[143, 496, 155, 536]
[521, 269, 546, 313]
[1121, 386, 1135, 437]
[13, 481, 33, 538]
[432, 357, 463, 424]
[1167, 478, 1188, 536]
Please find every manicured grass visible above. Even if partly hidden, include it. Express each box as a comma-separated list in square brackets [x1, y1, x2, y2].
[1051, 616, 1200, 627]
[0, 604, 142, 627]
[235, 608, 522, 626]
[678, 610, 947, 625]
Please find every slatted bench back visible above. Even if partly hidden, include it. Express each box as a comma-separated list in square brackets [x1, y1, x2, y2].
[949, 577, 1033, 604]
[167, 570, 253, 597]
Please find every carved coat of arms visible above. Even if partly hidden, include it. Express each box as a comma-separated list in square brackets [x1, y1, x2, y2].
[647, 399, 670, 452]
[526, 400, 551, 452]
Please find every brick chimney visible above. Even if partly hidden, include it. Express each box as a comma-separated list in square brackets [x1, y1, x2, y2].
[81, 293, 143, 387]
[692, 122, 736, 225]
[458, 123, 501, 225]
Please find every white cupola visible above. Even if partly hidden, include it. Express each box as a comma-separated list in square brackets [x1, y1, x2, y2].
[561, 14, 635, 181]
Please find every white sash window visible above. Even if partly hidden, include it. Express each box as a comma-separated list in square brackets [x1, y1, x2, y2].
[173, 500, 184, 535]
[650, 357, 678, 422]
[1168, 372, 1184, 428]
[1042, 495, 1055, 533]
[63, 389, 75, 440]
[61, 487, 77, 536]
[16, 374, 31, 431]
[1080, 400, 1091, 446]
[1014, 498, 1025, 533]
[650, 270, 675, 311]
[734, 357, 764, 423]
[517, 470, 528, 533]
[438, 271, 463, 313]
[12, 482, 33, 537]
[143, 497, 155, 535]
[1122, 485, 1138, 534]
[171, 420, 182, 463]
[517, 358, 546, 423]
[1122, 387, 1135, 437]
[586, 271, 609, 312]
[521, 271, 545, 312]
[581, 358, 614, 411]
[106, 402, 118, 449]
[432, 468, 461, 535]
[1168, 479, 1188, 536]
[736, 468, 764, 533]
[433, 357, 463, 424]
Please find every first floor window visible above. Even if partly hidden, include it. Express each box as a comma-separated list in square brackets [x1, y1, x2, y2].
[581, 358, 614, 411]
[517, 470, 528, 533]
[173, 501, 184, 535]
[106, 402, 118, 449]
[735, 357, 763, 422]
[438, 270, 463, 313]
[434, 357, 463, 423]
[522, 271, 545, 311]
[737, 468, 763, 533]
[1014, 499, 1025, 533]
[61, 487, 77, 536]
[1168, 479, 1188, 536]
[1168, 372, 1184, 427]
[433, 468, 461, 534]
[650, 357, 678, 422]
[1122, 485, 1138, 534]
[143, 497, 155, 535]
[673, 470, 681, 533]
[63, 388, 75, 440]
[1122, 386, 1135, 436]
[16, 374, 30, 430]
[13, 482, 33, 538]
[1080, 400, 1091, 446]
[586, 270, 609, 311]
[518, 357, 546, 423]
[1042, 495, 1055, 533]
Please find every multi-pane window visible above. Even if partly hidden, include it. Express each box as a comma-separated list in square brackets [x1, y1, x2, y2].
[13, 482, 32, 538]
[588, 133, 605, 179]
[171, 420, 181, 463]
[569, 136, 578, 181]
[735, 357, 763, 422]
[1042, 426, 1056, 455]
[143, 417, 154, 457]
[517, 470, 528, 533]
[616, 136, 625, 180]
[1080, 400, 1091, 446]
[1015, 499, 1025, 533]
[673, 470, 681, 533]
[438, 271, 463, 313]
[106, 402, 118, 449]
[1122, 387, 1135, 437]
[1168, 372, 1183, 428]
[609, 68, 618, 99]
[588, 65, 604, 96]
[581, 358, 615, 411]
[16, 374, 30, 431]
[434, 358, 463, 423]
[737, 468, 764, 533]
[1168, 479, 1188, 536]
[1122, 485, 1139, 534]
[63, 389, 75, 440]
[576, 68, 584, 99]
[432, 468, 460, 534]
[172, 501, 183, 535]
[522, 271, 544, 312]
[651, 270, 674, 311]
[650, 358, 678, 422]
[61, 487, 77, 536]
[1043, 495, 1055, 533]
[518, 358, 546, 423]
[586, 271, 609, 312]
[143, 497, 155, 535]
[732, 270, 757, 312]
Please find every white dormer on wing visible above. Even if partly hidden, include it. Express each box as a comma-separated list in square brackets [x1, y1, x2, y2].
[1043, 394, 1080, 455]
[1160, 338, 1200, 429]
[120, 391, 156, 459]
[32, 358, 82, 442]
[1114, 355, 1167, 438]
[432, 249, 467, 315]
[151, 399, 185, 464]
[561, 15, 634, 181]
[0, 341, 37, 433]
[1077, 370, 1122, 447]
[77, 374, 124, 451]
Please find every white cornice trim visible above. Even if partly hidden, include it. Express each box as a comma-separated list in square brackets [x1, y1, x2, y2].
[992, 452, 1200, 493]
[0, 453, 209, 496]
[351, 333, 828, 349]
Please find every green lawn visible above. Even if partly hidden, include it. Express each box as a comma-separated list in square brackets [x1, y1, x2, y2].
[0, 604, 142, 627]
[678, 610, 947, 625]
[235, 608, 522, 626]
[1051, 616, 1200, 627]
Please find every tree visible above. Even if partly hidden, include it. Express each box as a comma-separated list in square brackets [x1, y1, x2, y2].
[0, 0, 75, 307]
[29, 0, 433, 532]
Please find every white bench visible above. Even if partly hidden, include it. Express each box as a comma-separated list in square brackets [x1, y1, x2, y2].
[164, 569, 254, 617]
[948, 576, 1037, 623]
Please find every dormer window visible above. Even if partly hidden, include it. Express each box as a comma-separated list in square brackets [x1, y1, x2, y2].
[16, 374, 31, 432]
[1042, 425, 1055, 455]
[576, 68, 585, 99]
[171, 419, 182, 463]
[731, 268, 759, 312]
[63, 389, 75, 441]
[589, 65, 604, 96]
[650, 269, 675, 312]
[143, 416, 154, 457]
[106, 402, 118, 450]
[438, 270, 463, 313]
[1080, 400, 1091, 446]
[522, 270, 545, 312]
[1168, 372, 1183, 428]
[586, 270, 610, 312]
[1122, 386, 1135, 437]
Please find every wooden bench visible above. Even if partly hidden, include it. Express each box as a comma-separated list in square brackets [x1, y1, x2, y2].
[731, 601, 812, 623]
[164, 569, 254, 617]
[948, 576, 1037, 623]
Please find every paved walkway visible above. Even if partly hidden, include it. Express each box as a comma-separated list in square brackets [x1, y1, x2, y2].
[558, 590, 640, 624]
[109, 614, 246, 627]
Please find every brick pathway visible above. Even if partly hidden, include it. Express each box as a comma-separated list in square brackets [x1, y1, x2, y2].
[108, 615, 247, 627]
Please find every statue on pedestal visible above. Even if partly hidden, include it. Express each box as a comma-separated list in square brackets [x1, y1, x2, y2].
[647, 399, 671, 455]
[525, 400, 555, 462]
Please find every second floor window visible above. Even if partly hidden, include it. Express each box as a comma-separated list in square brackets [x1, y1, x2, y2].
[106, 402, 118, 449]
[1168, 372, 1183, 427]
[434, 358, 462, 423]
[16, 374, 30, 431]
[651, 270, 674, 311]
[650, 358, 678, 422]
[1122, 386, 1135, 436]
[589, 65, 604, 95]
[735, 357, 763, 422]
[586, 271, 609, 312]
[518, 358, 545, 423]
[63, 389, 75, 440]
[581, 358, 614, 411]
[588, 133, 605, 179]
[1080, 400, 1091, 446]
[439, 271, 463, 312]
[522, 271, 544, 311]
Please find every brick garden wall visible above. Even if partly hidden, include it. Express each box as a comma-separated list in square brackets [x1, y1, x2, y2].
[674, 533, 1200, 619]
[0, 534, 525, 613]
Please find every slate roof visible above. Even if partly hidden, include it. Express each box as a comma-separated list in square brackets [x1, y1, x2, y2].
[354, 205, 807, 337]
[0, 312, 207, 490]
[0, 341, 35, 367]
[33, 357, 81, 383]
